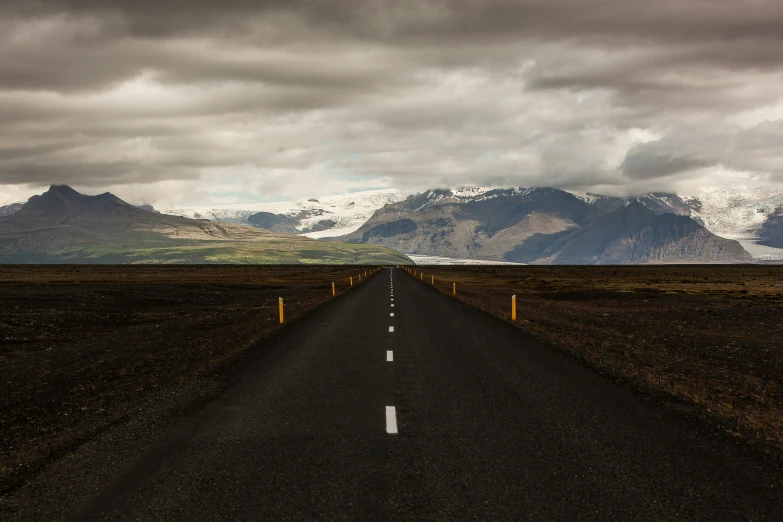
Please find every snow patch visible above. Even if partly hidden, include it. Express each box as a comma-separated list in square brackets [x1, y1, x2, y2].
[682, 186, 783, 239]
[736, 240, 783, 261]
[161, 189, 408, 237]
[409, 254, 526, 265]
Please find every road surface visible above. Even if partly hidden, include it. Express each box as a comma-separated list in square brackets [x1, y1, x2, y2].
[75, 268, 782, 520]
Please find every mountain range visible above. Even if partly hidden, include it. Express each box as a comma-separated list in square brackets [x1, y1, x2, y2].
[143, 186, 783, 253]
[4, 184, 783, 264]
[342, 188, 753, 264]
[0, 185, 411, 264]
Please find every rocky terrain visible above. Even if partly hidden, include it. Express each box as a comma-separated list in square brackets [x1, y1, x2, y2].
[759, 206, 783, 248]
[528, 203, 752, 264]
[345, 188, 752, 264]
[0, 202, 23, 217]
[570, 191, 696, 216]
[247, 211, 300, 234]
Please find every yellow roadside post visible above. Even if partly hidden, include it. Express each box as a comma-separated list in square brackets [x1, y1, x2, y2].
[350, 276, 353, 286]
[365, 271, 367, 277]
[332, 282, 335, 296]
[279, 297, 284, 324]
[420, 272, 423, 280]
[431, 275, 434, 284]
[453, 282, 456, 295]
[511, 295, 517, 321]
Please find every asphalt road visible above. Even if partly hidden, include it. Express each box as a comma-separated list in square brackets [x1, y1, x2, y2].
[75, 267, 782, 521]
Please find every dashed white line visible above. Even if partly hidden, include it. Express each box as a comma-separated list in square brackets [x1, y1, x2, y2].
[390, 312, 395, 317]
[386, 350, 393, 362]
[389, 326, 394, 333]
[391, 304, 394, 307]
[386, 406, 398, 434]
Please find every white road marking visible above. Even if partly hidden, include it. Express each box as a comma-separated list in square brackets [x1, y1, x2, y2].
[389, 326, 394, 333]
[386, 406, 398, 434]
[386, 350, 393, 362]
[390, 312, 394, 316]
[391, 304, 394, 307]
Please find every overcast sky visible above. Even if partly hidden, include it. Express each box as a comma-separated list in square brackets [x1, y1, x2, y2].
[1, 0, 783, 206]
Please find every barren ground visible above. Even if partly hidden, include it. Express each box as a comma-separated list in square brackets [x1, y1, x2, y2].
[0, 265, 377, 500]
[3, 264, 782, 517]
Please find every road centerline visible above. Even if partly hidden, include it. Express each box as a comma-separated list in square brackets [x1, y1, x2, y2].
[386, 406, 398, 434]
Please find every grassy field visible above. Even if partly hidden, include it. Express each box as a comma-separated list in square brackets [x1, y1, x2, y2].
[406, 265, 783, 453]
[2, 237, 412, 265]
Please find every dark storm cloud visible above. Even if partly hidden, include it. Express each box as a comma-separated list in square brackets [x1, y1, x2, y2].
[5, 0, 783, 91]
[11, 0, 783, 44]
[1, 0, 783, 201]
[621, 149, 715, 180]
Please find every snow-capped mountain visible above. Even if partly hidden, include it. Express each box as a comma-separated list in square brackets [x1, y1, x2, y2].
[683, 186, 783, 239]
[0, 202, 23, 217]
[345, 187, 753, 264]
[161, 189, 408, 239]
[566, 186, 783, 241]
[568, 191, 696, 218]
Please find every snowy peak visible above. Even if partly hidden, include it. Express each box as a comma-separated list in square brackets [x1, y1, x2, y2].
[566, 186, 783, 241]
[160, 189, 408, 238]
[567, 191, 694, 216]
[404, 186, 565, 209]
[156, 184, 783, 260]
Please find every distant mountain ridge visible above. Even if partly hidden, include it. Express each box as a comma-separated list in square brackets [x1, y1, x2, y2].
[160, 189, 407, 239]
[0, 185, 411, 264]
[0, 202, 23, 217]
[343, 187, 752, 264]
[569, 192, 696, 218]
[6, 185, 783, 244]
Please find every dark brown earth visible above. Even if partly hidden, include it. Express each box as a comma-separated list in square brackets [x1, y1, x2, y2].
[4, 264, 783, 520]
[0, 265, 379, 501]
[406, 265, 783, 453]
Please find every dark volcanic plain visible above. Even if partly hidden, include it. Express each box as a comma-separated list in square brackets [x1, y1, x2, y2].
[409, 265, 783, 452]
[0, 265, 377, 514]
[2, 264, 783, 520]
